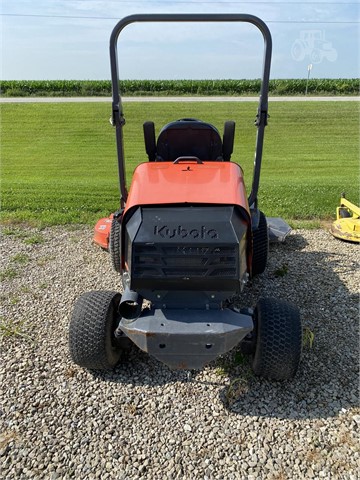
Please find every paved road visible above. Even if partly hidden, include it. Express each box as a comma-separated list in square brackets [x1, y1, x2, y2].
[1, 96, 359, 103]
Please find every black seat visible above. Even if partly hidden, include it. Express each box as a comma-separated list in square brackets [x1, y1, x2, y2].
[143, 118, 235, 162]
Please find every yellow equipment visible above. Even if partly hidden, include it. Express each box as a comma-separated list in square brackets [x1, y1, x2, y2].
[330, 193, 360, 243]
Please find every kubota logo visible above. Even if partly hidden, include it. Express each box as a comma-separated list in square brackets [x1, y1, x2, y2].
[154, 225, 219, 239]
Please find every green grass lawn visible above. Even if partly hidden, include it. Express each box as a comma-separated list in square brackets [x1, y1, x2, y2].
[1, 101, 359, 227]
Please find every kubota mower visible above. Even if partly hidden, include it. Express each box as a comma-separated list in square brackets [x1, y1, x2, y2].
[69, 14, 302, 380]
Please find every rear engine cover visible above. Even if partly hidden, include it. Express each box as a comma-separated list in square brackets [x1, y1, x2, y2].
[123, 206, 248, 305]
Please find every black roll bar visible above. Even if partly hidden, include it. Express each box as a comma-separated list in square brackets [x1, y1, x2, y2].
[109, 14, 272, 209]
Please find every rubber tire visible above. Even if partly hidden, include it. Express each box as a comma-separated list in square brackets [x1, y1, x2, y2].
[109, 218, 121, 273]
[250, 298, 302, 381]
[252, 211, 269, 276]
[69, 290, 123, 370]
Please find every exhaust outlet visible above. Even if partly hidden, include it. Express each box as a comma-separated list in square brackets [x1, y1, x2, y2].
[119, 288, 143, 320]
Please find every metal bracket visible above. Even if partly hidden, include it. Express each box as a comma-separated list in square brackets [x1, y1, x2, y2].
[255, 109, 269, 127]
[119, 307, 253, 370]
[113, 208, 124, 220]
[112, 110, 126, 128]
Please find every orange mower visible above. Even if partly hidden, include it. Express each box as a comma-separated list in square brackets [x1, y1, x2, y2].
[69, 14, 302, 380]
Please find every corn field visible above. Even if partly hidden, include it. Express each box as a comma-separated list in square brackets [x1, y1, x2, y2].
[0, 79, 359, 97]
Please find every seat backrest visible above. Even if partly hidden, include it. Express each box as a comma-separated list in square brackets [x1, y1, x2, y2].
[143, 118, 236, 162]
[156, 118, 223, 162]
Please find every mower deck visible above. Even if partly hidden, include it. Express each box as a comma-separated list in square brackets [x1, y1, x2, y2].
[330, 195, 360, 243]
[331, 218, 360, 243]
[94, 214, 113, 250]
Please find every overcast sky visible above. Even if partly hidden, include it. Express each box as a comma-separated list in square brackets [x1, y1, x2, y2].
[1, 1, 359, 80]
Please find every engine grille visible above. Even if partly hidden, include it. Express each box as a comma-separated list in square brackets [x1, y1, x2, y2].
[133, 245, 237, 278]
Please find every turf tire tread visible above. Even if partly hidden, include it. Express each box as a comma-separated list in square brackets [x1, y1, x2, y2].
[251, 297, 302, 381]
[252, 211, 269, 276]
[69, 290, 122, 370]
[109, 218, 121, 273]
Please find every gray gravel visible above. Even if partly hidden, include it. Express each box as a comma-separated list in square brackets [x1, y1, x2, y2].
[0, 226, 359, 479]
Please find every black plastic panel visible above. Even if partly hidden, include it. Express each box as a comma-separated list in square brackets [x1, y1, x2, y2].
[124, 206, 248, 302]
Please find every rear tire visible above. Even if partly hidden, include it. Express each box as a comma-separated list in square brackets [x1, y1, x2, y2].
[109, 218, 121, 273]
[69, 290, 123, 370]
[252, 211, 269, 276]
[250, 297, 302, 381]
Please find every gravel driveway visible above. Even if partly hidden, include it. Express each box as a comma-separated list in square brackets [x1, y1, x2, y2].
[1, 226, 359, 480]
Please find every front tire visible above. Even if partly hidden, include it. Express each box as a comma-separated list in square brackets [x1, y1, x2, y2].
[69, 290, 123, 370]
[109, 218, 122, 273]
[250, 298, 302, 381]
